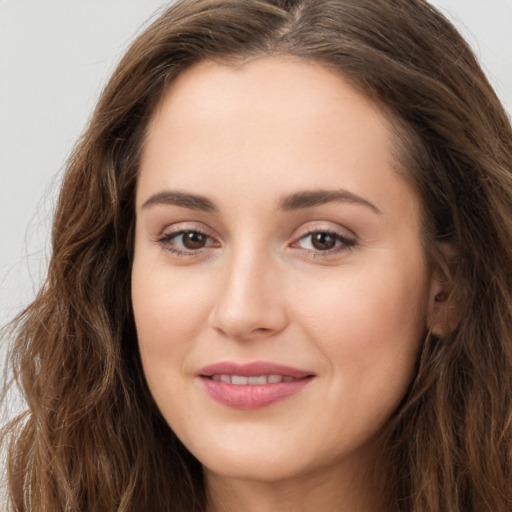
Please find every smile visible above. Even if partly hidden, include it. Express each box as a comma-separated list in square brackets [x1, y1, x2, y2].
[198, 361, 315, 409]
[209, 374, 298, 384]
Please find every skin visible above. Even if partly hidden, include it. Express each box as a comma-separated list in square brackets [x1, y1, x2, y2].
[132, 56, 442, 511]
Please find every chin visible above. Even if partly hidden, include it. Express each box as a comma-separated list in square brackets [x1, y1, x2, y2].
[186, 434, 310, 482]
[203, 454, 304, 483]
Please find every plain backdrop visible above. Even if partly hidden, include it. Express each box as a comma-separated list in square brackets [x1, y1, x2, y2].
[0, 0, 511, 395]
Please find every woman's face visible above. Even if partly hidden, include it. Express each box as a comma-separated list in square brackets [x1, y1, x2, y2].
[132, 57, 438, 483]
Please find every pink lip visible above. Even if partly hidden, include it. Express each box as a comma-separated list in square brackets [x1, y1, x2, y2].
[198, 361, 315, 410]
[199, 361, 312, 379]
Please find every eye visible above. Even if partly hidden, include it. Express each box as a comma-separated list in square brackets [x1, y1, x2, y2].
[157, 229, 219, 255]
[178, 231, 209, 250]
[293, 230, 355, 254]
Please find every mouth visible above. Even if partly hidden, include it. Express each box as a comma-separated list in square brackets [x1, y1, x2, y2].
[198, 361, 315, 409]
[208, 374, 299, 384]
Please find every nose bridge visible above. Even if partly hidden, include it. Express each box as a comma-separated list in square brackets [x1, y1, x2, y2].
[209, 241, 287, 339]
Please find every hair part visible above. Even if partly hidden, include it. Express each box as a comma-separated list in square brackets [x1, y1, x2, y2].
[3, 1, 512, 510]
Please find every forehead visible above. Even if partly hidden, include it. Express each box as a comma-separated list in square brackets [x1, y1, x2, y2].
[145, 56, 394, 147]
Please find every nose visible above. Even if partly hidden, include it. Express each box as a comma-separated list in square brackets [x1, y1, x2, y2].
[208, 249, 289, 340]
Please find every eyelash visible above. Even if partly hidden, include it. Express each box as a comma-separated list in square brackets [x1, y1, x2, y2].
[292, 230, 356, 257]
[156, 228, 356, 258]
[157, 229, 217, 257]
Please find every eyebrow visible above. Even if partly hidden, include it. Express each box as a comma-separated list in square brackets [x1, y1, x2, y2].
[141, 190, 217, 212]
[280, 189, 381, 214]
[141, 188, 381, 214]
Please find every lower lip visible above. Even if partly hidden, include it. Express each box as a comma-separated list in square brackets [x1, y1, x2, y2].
[200, 377, 313, 409]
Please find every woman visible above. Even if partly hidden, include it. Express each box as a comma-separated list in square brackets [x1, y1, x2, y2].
[2, 0, 512, 510]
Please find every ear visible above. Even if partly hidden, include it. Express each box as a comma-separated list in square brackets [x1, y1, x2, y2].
[426, 242, 460, 338]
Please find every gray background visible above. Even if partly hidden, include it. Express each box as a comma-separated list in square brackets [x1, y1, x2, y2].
[1, 1, 171, 327]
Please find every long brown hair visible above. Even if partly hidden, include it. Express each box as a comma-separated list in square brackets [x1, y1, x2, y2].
[2, 1, 512, 510]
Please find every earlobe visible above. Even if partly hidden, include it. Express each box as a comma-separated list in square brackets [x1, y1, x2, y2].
[427, 291, 452, 338]
[427, 253, 460, 338]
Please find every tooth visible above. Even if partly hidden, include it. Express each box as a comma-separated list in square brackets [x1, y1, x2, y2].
[232, 375, 249, 385]
[212, 374, 295, 385]
[248, 376, 267, 385]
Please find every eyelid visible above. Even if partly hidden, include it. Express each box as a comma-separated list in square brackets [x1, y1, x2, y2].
[156, 220, 217, 238]
[291, 221, 356, 242]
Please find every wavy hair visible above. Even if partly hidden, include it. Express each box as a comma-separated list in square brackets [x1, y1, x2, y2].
[2, 0, 512, 510]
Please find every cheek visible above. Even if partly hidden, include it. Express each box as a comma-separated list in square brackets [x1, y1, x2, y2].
[292, 257, 429, 384]
[294, 267, 428, 445]
[131, 265, 216, 428]
[131, 264, 212, 371]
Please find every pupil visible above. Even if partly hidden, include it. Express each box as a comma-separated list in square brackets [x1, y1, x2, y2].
[312, 232, 336, 250]
[183, 231, 206, 249]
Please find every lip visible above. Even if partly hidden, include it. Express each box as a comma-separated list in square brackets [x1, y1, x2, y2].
[199, 361, 313, 379]
[198, 361, 315, 410]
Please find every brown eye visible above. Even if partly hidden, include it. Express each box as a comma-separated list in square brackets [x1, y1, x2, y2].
[182, 231, 208, 249]
[158, 229, 216, 255]
[311, 232, 337, 250]
[293, 230, 356, 255]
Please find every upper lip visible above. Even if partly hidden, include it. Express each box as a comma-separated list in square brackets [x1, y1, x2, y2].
[198, 361, 314, 379]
